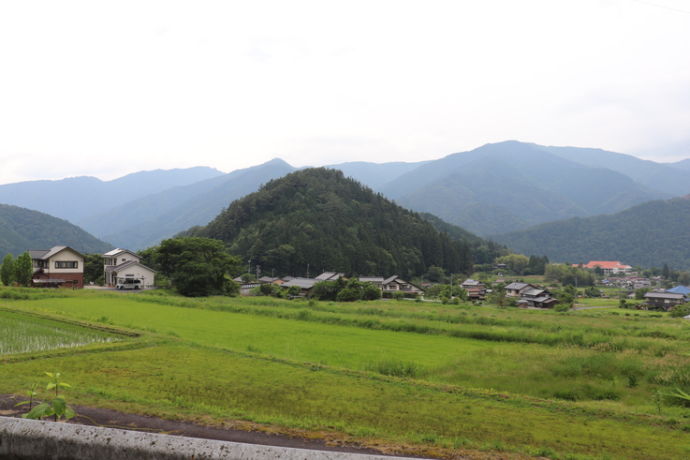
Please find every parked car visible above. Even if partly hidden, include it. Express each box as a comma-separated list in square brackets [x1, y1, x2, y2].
[116, 279, 141, 290]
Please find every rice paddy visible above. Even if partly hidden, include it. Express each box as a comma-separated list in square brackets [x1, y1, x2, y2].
[1, 288, 689, 459]
[0, 310, 120, 355]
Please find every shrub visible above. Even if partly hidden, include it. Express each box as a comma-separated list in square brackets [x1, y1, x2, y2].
[669, 303, 690, 318]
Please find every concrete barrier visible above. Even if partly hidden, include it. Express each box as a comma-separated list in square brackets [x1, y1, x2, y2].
[0, 416, 419, 460]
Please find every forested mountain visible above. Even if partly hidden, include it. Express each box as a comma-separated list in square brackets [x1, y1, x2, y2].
[0, 204, 111, 258]
[327, 160, 427, 191]
[186, 168, 497, 278]
[379, 141, 666, 235]
[0, 167, 222, 224]
[80, 159, 295, 249]
[493, 196, 690, 269]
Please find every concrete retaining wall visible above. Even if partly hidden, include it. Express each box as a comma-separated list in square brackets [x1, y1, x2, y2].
[0, 416, 416, 460]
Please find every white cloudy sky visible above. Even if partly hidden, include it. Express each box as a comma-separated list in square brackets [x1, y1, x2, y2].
[1, 0, 690, 184]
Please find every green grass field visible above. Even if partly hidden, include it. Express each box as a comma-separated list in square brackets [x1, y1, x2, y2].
[1, 288, 689, 459]
[0, 309, 121, 355]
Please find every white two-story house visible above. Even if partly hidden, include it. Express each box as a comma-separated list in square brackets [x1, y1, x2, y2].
[30, 246, 84, 288]
[103, 248, 156, 289]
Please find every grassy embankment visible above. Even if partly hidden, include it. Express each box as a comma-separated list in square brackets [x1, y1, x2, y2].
[1, 288, 689, 459]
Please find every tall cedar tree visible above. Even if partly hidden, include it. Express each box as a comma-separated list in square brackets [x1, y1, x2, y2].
[14, 252, 33, 286]
[1, 253, 15, 286]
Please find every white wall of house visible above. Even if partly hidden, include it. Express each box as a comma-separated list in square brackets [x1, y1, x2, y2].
[47, 249, 84, 274]
[115, 265, 155, 288]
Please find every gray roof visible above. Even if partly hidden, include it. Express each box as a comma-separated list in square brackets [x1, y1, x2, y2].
[315, 272, 345, 281]
[29, 249, 50, 259]
[282, 278, 318, 289]
[530, 296, 556, 304]
[105, 260, 156, 273]
[461, 279, 481, 286]
[645, 292, 685, 300]
[359, 277, 384, 283]
[259, 276, 280, 283]
[29, 246, 82, 260]
[522, 288, 545, 297]
[382, 275, 399, 285]
[505, 282, 530, 290]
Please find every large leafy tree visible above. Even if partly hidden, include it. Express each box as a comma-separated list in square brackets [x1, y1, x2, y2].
[1, 253, 15, 286]
[154, 237, 241, 297]
[15, 252, 33, 286]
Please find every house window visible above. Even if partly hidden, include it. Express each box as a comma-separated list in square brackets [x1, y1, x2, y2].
[55, 261, 78, 269]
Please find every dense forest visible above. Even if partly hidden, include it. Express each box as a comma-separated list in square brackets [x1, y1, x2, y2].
[494, 195, 690, 269]
[0, 204, 111, 258]
[186, 168, 498, 278]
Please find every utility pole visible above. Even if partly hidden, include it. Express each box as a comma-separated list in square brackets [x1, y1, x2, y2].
[247, 258, 251, 276]
[306, 263, 310, 279]
[450, 273, 453, 298]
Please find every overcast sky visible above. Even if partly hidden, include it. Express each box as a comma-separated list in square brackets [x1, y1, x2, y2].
[1, 0, 689, 184]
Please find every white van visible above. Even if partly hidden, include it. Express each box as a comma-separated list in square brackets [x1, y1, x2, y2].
[116, 278, 142, 290]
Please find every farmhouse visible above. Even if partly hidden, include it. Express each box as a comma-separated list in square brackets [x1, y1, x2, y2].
[461, 279, 486, 300]
[281, 277, 318, 295]
[30, 246, 84, 288]
[644, 292, 686, 310]
[381, 275, 424, 295]
[575, 261, 633, 276]
[505, 282, 536, 297]
[103, 248, 155, 289]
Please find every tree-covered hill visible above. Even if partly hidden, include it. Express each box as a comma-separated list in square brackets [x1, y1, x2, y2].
[186, 168, 498, 277]
[493, 196, 690, 269]
[380, 141, 667, 235]
[0, 204, 111, 258]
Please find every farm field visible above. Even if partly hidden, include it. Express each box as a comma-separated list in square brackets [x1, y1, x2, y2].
[0, 309, 122, 355]
[1, 288, 689, 459]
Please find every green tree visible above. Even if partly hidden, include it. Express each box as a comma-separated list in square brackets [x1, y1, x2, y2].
[83, 253, 104, 285]
[496, 254, 529, 275]
[14, 252, 33, 286]
[1, 253, 15, 286]
[155, 237, 241, 297]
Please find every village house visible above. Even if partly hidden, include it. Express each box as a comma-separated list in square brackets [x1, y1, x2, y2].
[103, 248, 155, 289]
[381, 275, 424, 296]
[30, 246, 84, 288]
[461, 279, 486, 300]
[504, 282, 536, 297]
[644, 291, 686, 310]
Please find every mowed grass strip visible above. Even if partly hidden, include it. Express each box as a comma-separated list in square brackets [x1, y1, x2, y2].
[6, 297, 690, 411]
[0, 343, 688, 460]
[0, 310, 120, 355]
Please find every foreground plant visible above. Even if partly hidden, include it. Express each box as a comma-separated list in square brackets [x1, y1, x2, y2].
[23, 372, 76, 421]
[14, 384, 38, 411]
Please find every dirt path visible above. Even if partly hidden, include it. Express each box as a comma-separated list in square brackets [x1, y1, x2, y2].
[0, 394, 413, 457]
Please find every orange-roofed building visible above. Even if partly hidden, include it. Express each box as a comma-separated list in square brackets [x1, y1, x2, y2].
[572, 261, 633, 276]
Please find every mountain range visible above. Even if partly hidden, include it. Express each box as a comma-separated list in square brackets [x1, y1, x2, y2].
[0, 141, 687, 266]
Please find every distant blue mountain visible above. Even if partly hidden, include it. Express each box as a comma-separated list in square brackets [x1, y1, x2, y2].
[379, 141, 668, 235]
[0, 167, 223, 224]
[83, 159, 296, 249]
